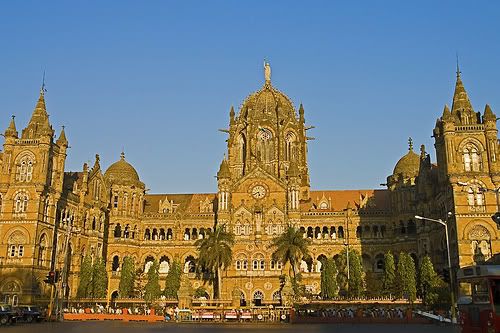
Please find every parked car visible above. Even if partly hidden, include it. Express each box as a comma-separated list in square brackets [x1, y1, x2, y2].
[0, 304, 17, 325]
[14, 305, 44, 323]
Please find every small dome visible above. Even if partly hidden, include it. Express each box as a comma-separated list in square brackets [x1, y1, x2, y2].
[393, 142, 420, 178]
[104, 152, 143, 186]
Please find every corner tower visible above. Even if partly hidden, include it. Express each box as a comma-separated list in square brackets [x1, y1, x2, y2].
[433, 69, 500, 268]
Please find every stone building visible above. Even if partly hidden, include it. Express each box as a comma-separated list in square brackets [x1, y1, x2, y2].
[0, 63, 499, 305]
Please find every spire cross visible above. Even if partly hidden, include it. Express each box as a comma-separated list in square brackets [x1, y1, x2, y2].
[408, 137, 413, 151]
[11, 115, 15, 120]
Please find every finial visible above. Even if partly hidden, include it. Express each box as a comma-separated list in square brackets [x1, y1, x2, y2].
[456, 53, 461, 79]
[120, 150, 125, 160]
[11, 115, 15, 120]
[41, 71, 47, 95]
[264, 60, 271, 83]
[420, 144, 426, 159]
[408, 137, 413, 151]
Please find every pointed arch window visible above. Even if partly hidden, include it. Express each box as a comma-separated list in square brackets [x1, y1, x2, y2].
[463, 144, 482, 172]
[285, 132, 297, 161]
[236, 134, 246, 163]
[467, 185, 485, 207]
[257, 128, 273, 163]
[16, 156, 34, 182]
[14, 193, 28, 213]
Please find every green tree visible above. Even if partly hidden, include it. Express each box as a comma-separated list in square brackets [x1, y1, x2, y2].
[396, 252, 417, 303]
[118, 256, 136, 298]
[144, 260, 161, 304]
[382, 251, 396, 296]
[348, 249, 364, 298]
[77, 255, 93, 298]
[163, 260, 182, 299]
[270, 226, 311, 282]
[195, 224, 235, 299]
[91, 257, 108, 299]
[335, 248, 364, 298]
[418, 255, 441, 307]
[320, 257, 338, 299]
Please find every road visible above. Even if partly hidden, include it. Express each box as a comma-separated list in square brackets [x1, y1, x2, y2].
[2, 321, 460, 333]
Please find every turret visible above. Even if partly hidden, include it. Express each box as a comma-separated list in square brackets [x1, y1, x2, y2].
[4, 116, 18, 139]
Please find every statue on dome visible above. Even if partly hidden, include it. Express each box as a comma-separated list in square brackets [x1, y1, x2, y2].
[264, 60, 271, 83]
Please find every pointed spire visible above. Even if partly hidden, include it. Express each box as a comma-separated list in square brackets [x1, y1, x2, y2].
[229, 105, 235, 125]
[451, 68, 474, 115]
[299, 103, 305, 122]
[21, 83, 53, 139]
[93, 154, 101, 171]
[56, 126, 68, 146]
[4, 115, 18, 138]
[217, 158, 231, 179]
[420, 144, 426, 159]
[442, 104, 452, 121]
[484, 104, 497, 122]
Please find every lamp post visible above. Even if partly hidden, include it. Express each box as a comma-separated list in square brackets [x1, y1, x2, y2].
[415, 214, 457, 323]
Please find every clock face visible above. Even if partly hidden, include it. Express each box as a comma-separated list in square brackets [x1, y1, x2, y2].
[252, 185, 266, 199]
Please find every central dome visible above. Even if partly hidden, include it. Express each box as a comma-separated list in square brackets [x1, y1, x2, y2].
[393, 148, 420, 178]
[239, 83, 297, 121]
[104, 152, 143, 186]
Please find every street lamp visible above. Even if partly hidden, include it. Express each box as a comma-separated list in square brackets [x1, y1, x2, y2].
[415, 214, 457, 324]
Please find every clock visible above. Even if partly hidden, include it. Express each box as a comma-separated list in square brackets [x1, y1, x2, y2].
[251, 185, 267, 199]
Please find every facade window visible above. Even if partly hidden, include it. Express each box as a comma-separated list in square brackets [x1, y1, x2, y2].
[257, 128, 273, 162]
[260, 259, 265, 270]
[236, 260, 241, 270]
[16, 156, 34, 182]
[253, 260, 258, 270]
[14, 193, 28, 213]
[18, 245, 24, 257]
[285, 132, 297, 161]
[242, 259, 248, 270]
[0, 194, 2, 212]
[113, 195, 118, 208]
[9, 245, 16, 257]
[467, 185, 485, 207]
[463, 144, 481, 172]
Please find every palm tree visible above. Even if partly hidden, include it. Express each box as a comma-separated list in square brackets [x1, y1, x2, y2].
[195, 224, 235, 299]
[270, 225, 311, 280]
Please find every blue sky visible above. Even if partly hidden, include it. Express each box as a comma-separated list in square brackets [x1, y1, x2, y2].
[1, 1, 499, 193]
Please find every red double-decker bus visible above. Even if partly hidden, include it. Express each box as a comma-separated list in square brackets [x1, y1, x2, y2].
[457, 265, 500, 333]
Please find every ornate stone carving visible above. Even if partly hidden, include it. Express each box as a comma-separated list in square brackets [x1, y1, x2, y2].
[469, 225, 491, 240]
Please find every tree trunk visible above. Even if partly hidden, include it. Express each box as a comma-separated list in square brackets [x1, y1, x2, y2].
[216, 267, 222, 299]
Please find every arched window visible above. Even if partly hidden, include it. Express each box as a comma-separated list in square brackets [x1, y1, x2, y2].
[257, 128, 273, 163]
[463, 144, 481, 172]
[7, 230, 27, 258]
[113, 224, 122, 238]
[285, 132, 296, 161]
[13, 192, 28, 213]
[167, 228, 173, 240]
[38, 234, 47, 266]
[236, 260, 241, 270]
[112, 255, 120, 271]
[237, 134, 246, 164]
[356, 226, 362, 238]
[16, 155, 34, 182]
[144, 228, 151, 240]
[159, 256, 170, 274]
[0, 194, 3, 212]
[467, 184, 485, 207]
[253, 290, 264, 306]
[124, 224, 130, 238]
[337, 226, 344, 239]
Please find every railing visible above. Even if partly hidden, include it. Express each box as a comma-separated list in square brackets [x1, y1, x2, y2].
[456, 124, 484, 132]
